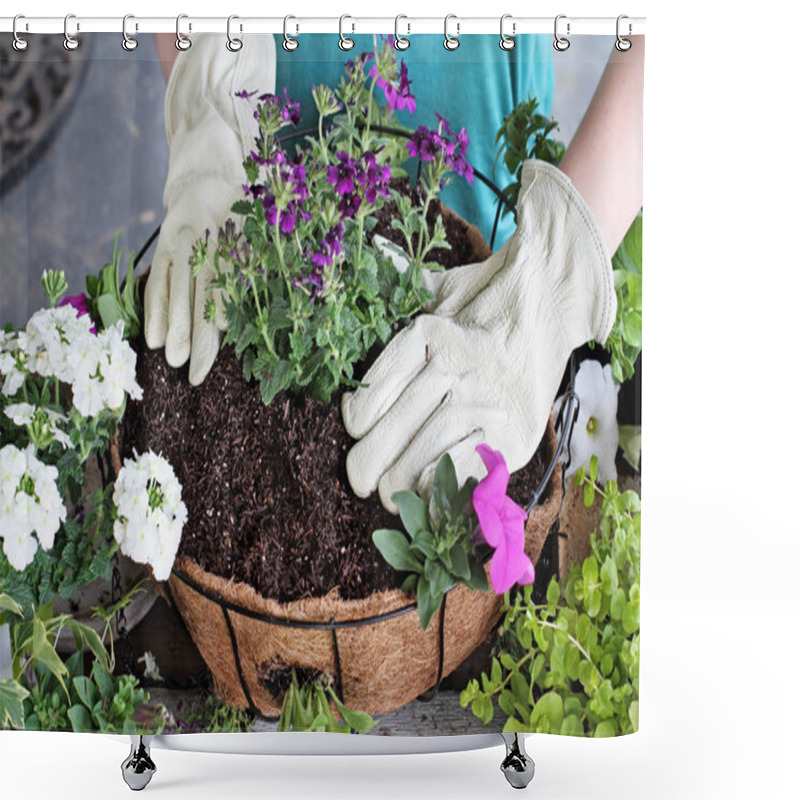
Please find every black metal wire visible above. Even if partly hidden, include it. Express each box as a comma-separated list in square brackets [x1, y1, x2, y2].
[221, 605, 260, 717]
[331, 621, 345, 705]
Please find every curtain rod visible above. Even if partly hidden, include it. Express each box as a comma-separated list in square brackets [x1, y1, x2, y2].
[0, 15, 646, 37]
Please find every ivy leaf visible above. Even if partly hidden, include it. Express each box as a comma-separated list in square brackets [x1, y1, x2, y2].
[0, 679, 29, 729]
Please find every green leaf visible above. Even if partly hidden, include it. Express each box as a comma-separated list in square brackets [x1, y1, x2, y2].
[618, 425, 641, 471]
[231, 200, 254, 216]
[372, 529, 422, 574]
[531, 692, 564, 730]
[594, 719, 618, 738]
[622, 602, 639, 635]
[424, 560, 451, 598]
[432, 454, 458, 512]
[560, 715, 584, 737]
[67, 704, 94, 733]
[409, 531, 436, 561]
[331, 695, 377, 734]
[31, 618, 68, 693]
[582, 556, 598, 586]
[448, 545, 471, 581]
[0, 593, 24, 621]
[0, 679, 30, 729]
[416, 577, 442, 631]
[96, 293, 123, 331]
[546, 578, 561, 607]
[392, 491, 429, 537]
[72, 677, 99, 710]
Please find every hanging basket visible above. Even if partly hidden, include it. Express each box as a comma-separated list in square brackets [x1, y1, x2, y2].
[153, 418, 561, 718]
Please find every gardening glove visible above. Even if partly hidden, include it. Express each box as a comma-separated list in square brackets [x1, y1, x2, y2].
[342, 159, 617, 513]
[144, 34, 276, 385]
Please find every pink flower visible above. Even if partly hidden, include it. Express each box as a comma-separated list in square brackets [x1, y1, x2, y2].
[59, 293, 96, 334]
[472, 444, 535, 594]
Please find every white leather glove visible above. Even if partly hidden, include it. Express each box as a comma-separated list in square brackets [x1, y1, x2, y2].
[144, 34, 276, 385]
[342, 160, 617, 512]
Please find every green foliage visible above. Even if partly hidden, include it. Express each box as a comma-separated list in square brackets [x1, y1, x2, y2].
[606, 212, 643, 383]
[277, 670, 376, 734]
[0, 595, 161, 734]
[84, 232, 142, 337]
[460, 472, 640, 737]
[168, 694, 253, 733]
[493, 94, 566, 219]
[372, 453, 487, 630]
[40, 270, 68, 307]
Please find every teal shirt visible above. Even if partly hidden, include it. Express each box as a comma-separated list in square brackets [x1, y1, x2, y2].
[275, 35, 554, 248]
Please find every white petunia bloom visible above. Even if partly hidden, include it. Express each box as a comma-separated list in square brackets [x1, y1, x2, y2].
[557, 360, 620, 485]
[113, 451, 187, 581]
[0, 444, 67, 571]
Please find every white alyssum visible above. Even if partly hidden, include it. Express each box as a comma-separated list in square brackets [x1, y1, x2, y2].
[113, 451, 187, 581]
[0, 443, 67, 571]
[557, 360, 620, 485]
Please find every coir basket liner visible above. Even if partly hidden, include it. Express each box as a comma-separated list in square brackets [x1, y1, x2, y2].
[151, 419, 561, 719]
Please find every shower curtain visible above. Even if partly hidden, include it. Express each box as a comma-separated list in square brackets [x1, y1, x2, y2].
[1, 29, 642, 740]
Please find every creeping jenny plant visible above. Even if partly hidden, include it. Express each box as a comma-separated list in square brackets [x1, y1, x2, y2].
[460, 457, 640, 736]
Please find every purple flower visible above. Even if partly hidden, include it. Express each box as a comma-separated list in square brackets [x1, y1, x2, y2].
[472, 444, 534, 594]
[338, 193, 362, 219]
[235, 89, 258, 100]
[59, 293, 96, 334]
[370, 58, 417, 114]
[327, 151, 359, 196]
[345, 52, 373, 79]
[407, 117, 475, 185]
[280, 89, 301, 127]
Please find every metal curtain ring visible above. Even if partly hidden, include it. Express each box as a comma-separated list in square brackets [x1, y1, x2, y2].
[122, 14, 138, 51]
[12, 14, 28, 51]
[175, 14, 192, 51]
[283, 16, 299, 51]
[553, 14, 570, 51]
[499, 13, 515, 51]
[394, 14, 410, 51]
[227, 15, 243, 52]
[63, 13, 79, 51]
[339, 15, 354, 50]
[615, 14, 632, 51]
[443, 14, 460, 51]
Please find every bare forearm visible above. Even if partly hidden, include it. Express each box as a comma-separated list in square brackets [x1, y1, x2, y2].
[153, 33, 178, 82]
[559, 37, 644, 254]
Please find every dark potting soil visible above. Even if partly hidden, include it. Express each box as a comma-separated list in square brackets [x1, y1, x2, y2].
[121, 194, 548, 604]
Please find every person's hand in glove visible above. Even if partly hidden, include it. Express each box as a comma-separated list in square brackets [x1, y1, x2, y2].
[342, 160, 616, 511]
[342, 40, 644, 512]
[145, 34, 276, 385]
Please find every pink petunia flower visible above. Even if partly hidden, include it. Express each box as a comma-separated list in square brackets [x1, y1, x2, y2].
[472, 444, 535, 594]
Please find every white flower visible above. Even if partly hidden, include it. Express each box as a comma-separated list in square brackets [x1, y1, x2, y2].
[0, 334, 27, 398]
[113, 451, 186, 581]
[557, 360, 620, 485]
[4, 403, 74, 450]
[137, 651, 164, 683]
[0, 444, 67, 571]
